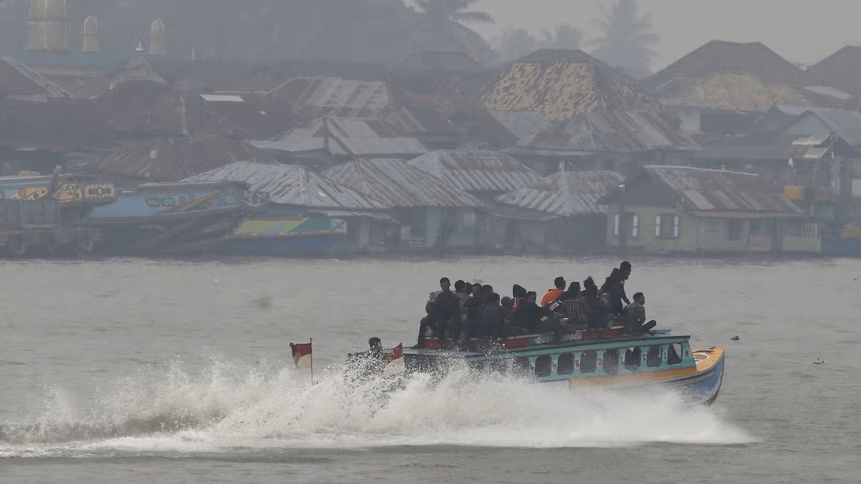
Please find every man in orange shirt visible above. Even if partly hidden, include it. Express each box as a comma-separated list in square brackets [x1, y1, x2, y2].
[540, 277, 566, 308]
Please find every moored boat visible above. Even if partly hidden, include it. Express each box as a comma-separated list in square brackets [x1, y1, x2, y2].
[361, 322, 725, 406]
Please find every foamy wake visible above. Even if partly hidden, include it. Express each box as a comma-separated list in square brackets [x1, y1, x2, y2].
[0, 357, 753, 456]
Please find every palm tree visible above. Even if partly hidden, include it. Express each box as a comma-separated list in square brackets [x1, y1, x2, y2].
[588, 0, 659, 77]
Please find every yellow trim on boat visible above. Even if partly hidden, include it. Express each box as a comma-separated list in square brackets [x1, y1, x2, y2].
[568, 347, 724, 388]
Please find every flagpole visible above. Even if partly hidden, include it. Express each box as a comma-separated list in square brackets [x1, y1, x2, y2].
[309, 338, 314, 384]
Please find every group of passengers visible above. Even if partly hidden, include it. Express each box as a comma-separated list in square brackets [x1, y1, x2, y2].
[415, 261, 656, 348]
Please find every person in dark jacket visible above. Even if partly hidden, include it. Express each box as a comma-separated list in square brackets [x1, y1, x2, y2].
[516, 291, 557, 334]
[417, 277, 460, 346]
[621, 292, 656, 335]
[601, 268, 627, 316]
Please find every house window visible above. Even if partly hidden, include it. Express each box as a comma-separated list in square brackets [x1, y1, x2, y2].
[655, 214, 680, 239]
[614, 213, 638, 238]
[728, 220, 744, 241]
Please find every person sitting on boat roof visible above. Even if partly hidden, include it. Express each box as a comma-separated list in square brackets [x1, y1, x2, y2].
[458, 283, 486, 343]
[518, 291, 559, 335]
[621, 292, 657, 336]
[512, 284, 527, 313]
[581, 277, 608, 329]
[541, 277, 566, 308]
[417, 277, 460, 346]
[475, 292, 505, 340]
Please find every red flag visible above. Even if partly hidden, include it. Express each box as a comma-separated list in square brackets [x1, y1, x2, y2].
[382, 343, 405, 376]
[290, 342, 312, 369]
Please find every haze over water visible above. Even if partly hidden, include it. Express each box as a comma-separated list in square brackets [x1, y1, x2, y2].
[1, 257, 859, 483]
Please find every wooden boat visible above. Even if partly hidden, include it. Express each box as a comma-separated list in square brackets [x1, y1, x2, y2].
[375, 322, 724, 406]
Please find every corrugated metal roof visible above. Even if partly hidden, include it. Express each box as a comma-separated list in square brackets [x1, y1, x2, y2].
[95, 80, 246, 138]
[406, 150, 541, 193]
[645, 41, 810, 95]
[269, 77, 390, 119]
[71, 137, 274, 183]
[529, 111, 699, 153]
[182, 162, 386, 210]
[482, 49, 663, 121]
[489, 111, 553, 146]
[0, 56, 74, 100]
[323, 159, 484, 208]
[646, 166, 803, 214]
[783, 109, 861, 147]
[803, 85, 852, 101]
[253, 117, 426, 156]
[496, 171, 623, 216]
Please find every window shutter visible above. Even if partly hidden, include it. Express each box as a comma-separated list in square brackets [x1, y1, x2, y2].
[673, 216, 680, 238]
[613, 214, 619, 237]
[655, 215, 662, 237]
[632, 215, 639, 238]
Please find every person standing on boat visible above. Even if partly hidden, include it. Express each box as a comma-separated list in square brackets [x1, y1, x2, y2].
[417, 277, 460, 346]
[601, 269, 628, 316]
[541, 277, 566, 308]
[618, 261, 632, 307]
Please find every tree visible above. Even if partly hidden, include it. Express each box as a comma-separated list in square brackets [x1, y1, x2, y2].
[541, 24, 582, 51]
[496, 24, 582, 64]
[414, 0, 494, 27]
[588, 0, 658, 78]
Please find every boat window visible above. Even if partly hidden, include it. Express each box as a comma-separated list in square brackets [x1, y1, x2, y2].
[624, 347, 641, 369]
[557, 353, 574, 375]
[535, 355, 552, 377]
[602, 349, 620, 375]
[668, 343, 683, 365]
[647, 345, 663, 367]
[490, 359, 508, 374]
[513, 357, 530, 376]
[580, 351, 597, 373]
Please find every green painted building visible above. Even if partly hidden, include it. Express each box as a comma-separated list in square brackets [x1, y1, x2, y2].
[604, 166, 819, 254]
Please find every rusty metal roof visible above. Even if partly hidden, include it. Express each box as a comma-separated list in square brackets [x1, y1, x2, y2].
[71, 137, 274, 183]
[268, 77, 390, 119]
[645, 41, 809, 95]
[95, 80, 246, 138]
[809, 46, 861, 97]
[529, 111, 699, 153]
[183, 162, 385, 210]
[644, 166, 803, 214]
[482, 49, 664, 121]
[496, 171, 623, 216]
[323, 159, 484, 208]
[406, 150, 541, 193]
[253, 117, 426, 157]
[0, 56, 74, 100]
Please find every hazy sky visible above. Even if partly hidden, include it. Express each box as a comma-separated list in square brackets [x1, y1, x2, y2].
[470, 0, 861, 70]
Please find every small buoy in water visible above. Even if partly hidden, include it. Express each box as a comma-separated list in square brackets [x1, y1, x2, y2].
[814, 358, 824, 365]
[731, 336, 740, 341]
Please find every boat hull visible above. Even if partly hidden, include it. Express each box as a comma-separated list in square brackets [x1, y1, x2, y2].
[399, 332, 725, 406]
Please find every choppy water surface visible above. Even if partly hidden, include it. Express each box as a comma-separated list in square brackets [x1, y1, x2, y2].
[1, 256, 859, 483]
